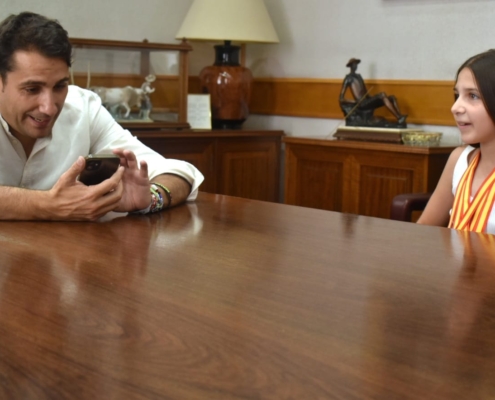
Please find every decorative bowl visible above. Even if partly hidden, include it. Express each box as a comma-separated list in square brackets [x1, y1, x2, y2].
[401, 131, 442, 146]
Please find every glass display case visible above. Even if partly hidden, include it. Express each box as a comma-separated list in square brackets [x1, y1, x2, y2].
[69, 37, 192, 130]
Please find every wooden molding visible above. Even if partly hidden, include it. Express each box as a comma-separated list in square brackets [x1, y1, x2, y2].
[247, 78, 456, 126]
[190, 76, 456, 126]
[74, 73, 457, 126]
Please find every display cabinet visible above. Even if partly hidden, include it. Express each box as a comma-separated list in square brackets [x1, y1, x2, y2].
[69, 37, 192, 129]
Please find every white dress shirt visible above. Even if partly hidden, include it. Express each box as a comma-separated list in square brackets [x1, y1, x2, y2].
[0, 85, 204, 199]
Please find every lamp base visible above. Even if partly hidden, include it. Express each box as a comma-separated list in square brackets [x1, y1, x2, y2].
[199, 42, 253, 130]
[212, 119, 244, 130]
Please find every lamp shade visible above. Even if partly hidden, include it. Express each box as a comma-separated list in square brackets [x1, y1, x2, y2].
[176, 0, 279, 43]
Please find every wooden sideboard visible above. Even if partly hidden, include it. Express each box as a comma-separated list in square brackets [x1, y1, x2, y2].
[284, 137, 457, 219]
[130, 129, 283, 202]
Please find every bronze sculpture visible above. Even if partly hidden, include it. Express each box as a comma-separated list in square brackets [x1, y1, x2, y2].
[339, 58, 407, 128]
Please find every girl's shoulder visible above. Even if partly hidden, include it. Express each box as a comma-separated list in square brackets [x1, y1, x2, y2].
[440, 145, 473, 186]
[449, 144, 478, 165]
[451, 145, 479, 190]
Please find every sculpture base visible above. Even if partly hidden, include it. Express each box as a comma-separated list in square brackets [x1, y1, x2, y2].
[340, 102, 407, 129]
[345, 115, 407, 129]
[334, 126, 423, 144]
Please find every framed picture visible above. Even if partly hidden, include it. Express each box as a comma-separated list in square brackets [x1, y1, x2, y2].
[187, 94, 212, 130]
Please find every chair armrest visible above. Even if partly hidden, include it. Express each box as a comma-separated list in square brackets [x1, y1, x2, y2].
[390, 193, 432, 222]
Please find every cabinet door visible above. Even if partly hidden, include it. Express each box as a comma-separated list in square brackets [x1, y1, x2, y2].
[285, 144, 349, 211]
[285, 144, 426, 218]
[138, 137, 216, 193]
[346, 150, 426, 218]
[216, 137, 280, 202]
[284, 140, 452, 219]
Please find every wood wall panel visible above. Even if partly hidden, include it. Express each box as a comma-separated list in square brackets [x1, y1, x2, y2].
[249, 78, 456, 126]
[76, 73, 456, 126]
[250, 78, 341, 119]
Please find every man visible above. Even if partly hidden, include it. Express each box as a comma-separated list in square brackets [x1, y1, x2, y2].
[0, 12, 203, 221]
[339, 58, 407, 126]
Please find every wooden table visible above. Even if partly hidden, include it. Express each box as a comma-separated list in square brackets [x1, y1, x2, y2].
[1, 193, 494, 399]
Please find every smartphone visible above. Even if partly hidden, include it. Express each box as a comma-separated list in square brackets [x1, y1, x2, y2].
[78, 154, 120, 186]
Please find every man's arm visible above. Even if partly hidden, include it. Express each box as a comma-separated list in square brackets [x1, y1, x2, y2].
[0, 186, 51, 220]
[0, 157, 125, 221]
[151, 173, 192, 209]
[111, 149, 194, 212]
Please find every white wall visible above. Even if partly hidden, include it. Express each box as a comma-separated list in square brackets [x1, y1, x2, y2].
[1, 0, 198, 76]
[242, 0, 495, 141]
[249, 0, 495, 80]
[3, 0, 490, 141]
[1, 0, 192, 42]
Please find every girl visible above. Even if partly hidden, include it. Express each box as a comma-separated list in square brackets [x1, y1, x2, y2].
[418, 50, 495, 234]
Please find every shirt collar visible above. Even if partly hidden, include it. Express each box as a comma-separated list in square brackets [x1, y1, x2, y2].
[0, 114, 11, 136]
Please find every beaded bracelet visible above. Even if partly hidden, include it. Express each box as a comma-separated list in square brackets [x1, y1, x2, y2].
[149, 185, 164, 213]
[151, 182, 172, 209]
[132, 183, 170, 214]
[132, 187, 161, 214]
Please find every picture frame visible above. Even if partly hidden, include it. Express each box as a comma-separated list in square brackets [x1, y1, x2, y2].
[187, 94, 212, 130]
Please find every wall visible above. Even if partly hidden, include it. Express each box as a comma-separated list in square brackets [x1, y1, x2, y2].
[1, 0, 198, 75]
[249, 0, 494, 80]
[241, 0, 495, 141]
[1, 0, 192, 42]
[3, 0, 491, 142]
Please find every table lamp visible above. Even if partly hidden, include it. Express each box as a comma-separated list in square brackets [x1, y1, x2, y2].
[176, 0, 279, 129]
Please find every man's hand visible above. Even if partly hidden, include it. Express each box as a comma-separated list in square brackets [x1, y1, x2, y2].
[42, 156, 125, 221]
[112, 149, 151, 212]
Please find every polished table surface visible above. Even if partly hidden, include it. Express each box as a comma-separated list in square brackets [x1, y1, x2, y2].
[1, 192, 495, 399]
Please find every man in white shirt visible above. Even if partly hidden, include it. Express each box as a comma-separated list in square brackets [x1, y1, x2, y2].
[0, 12, 204, 221]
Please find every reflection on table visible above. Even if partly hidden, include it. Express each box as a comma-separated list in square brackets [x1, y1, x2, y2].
[0, 193, 494, 399]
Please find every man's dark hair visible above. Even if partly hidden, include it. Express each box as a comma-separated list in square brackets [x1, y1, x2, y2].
[0, 12, 72, 81]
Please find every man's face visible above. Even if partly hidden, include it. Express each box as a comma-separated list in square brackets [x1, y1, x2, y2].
[0, 50, 69, 141]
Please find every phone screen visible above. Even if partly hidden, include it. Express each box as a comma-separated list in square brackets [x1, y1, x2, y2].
[78, 154, 120, 186]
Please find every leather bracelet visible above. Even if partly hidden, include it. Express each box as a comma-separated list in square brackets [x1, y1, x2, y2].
[151, 182, 172, 209]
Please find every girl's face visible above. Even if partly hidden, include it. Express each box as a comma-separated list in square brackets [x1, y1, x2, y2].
[452, 67, 495, 145]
